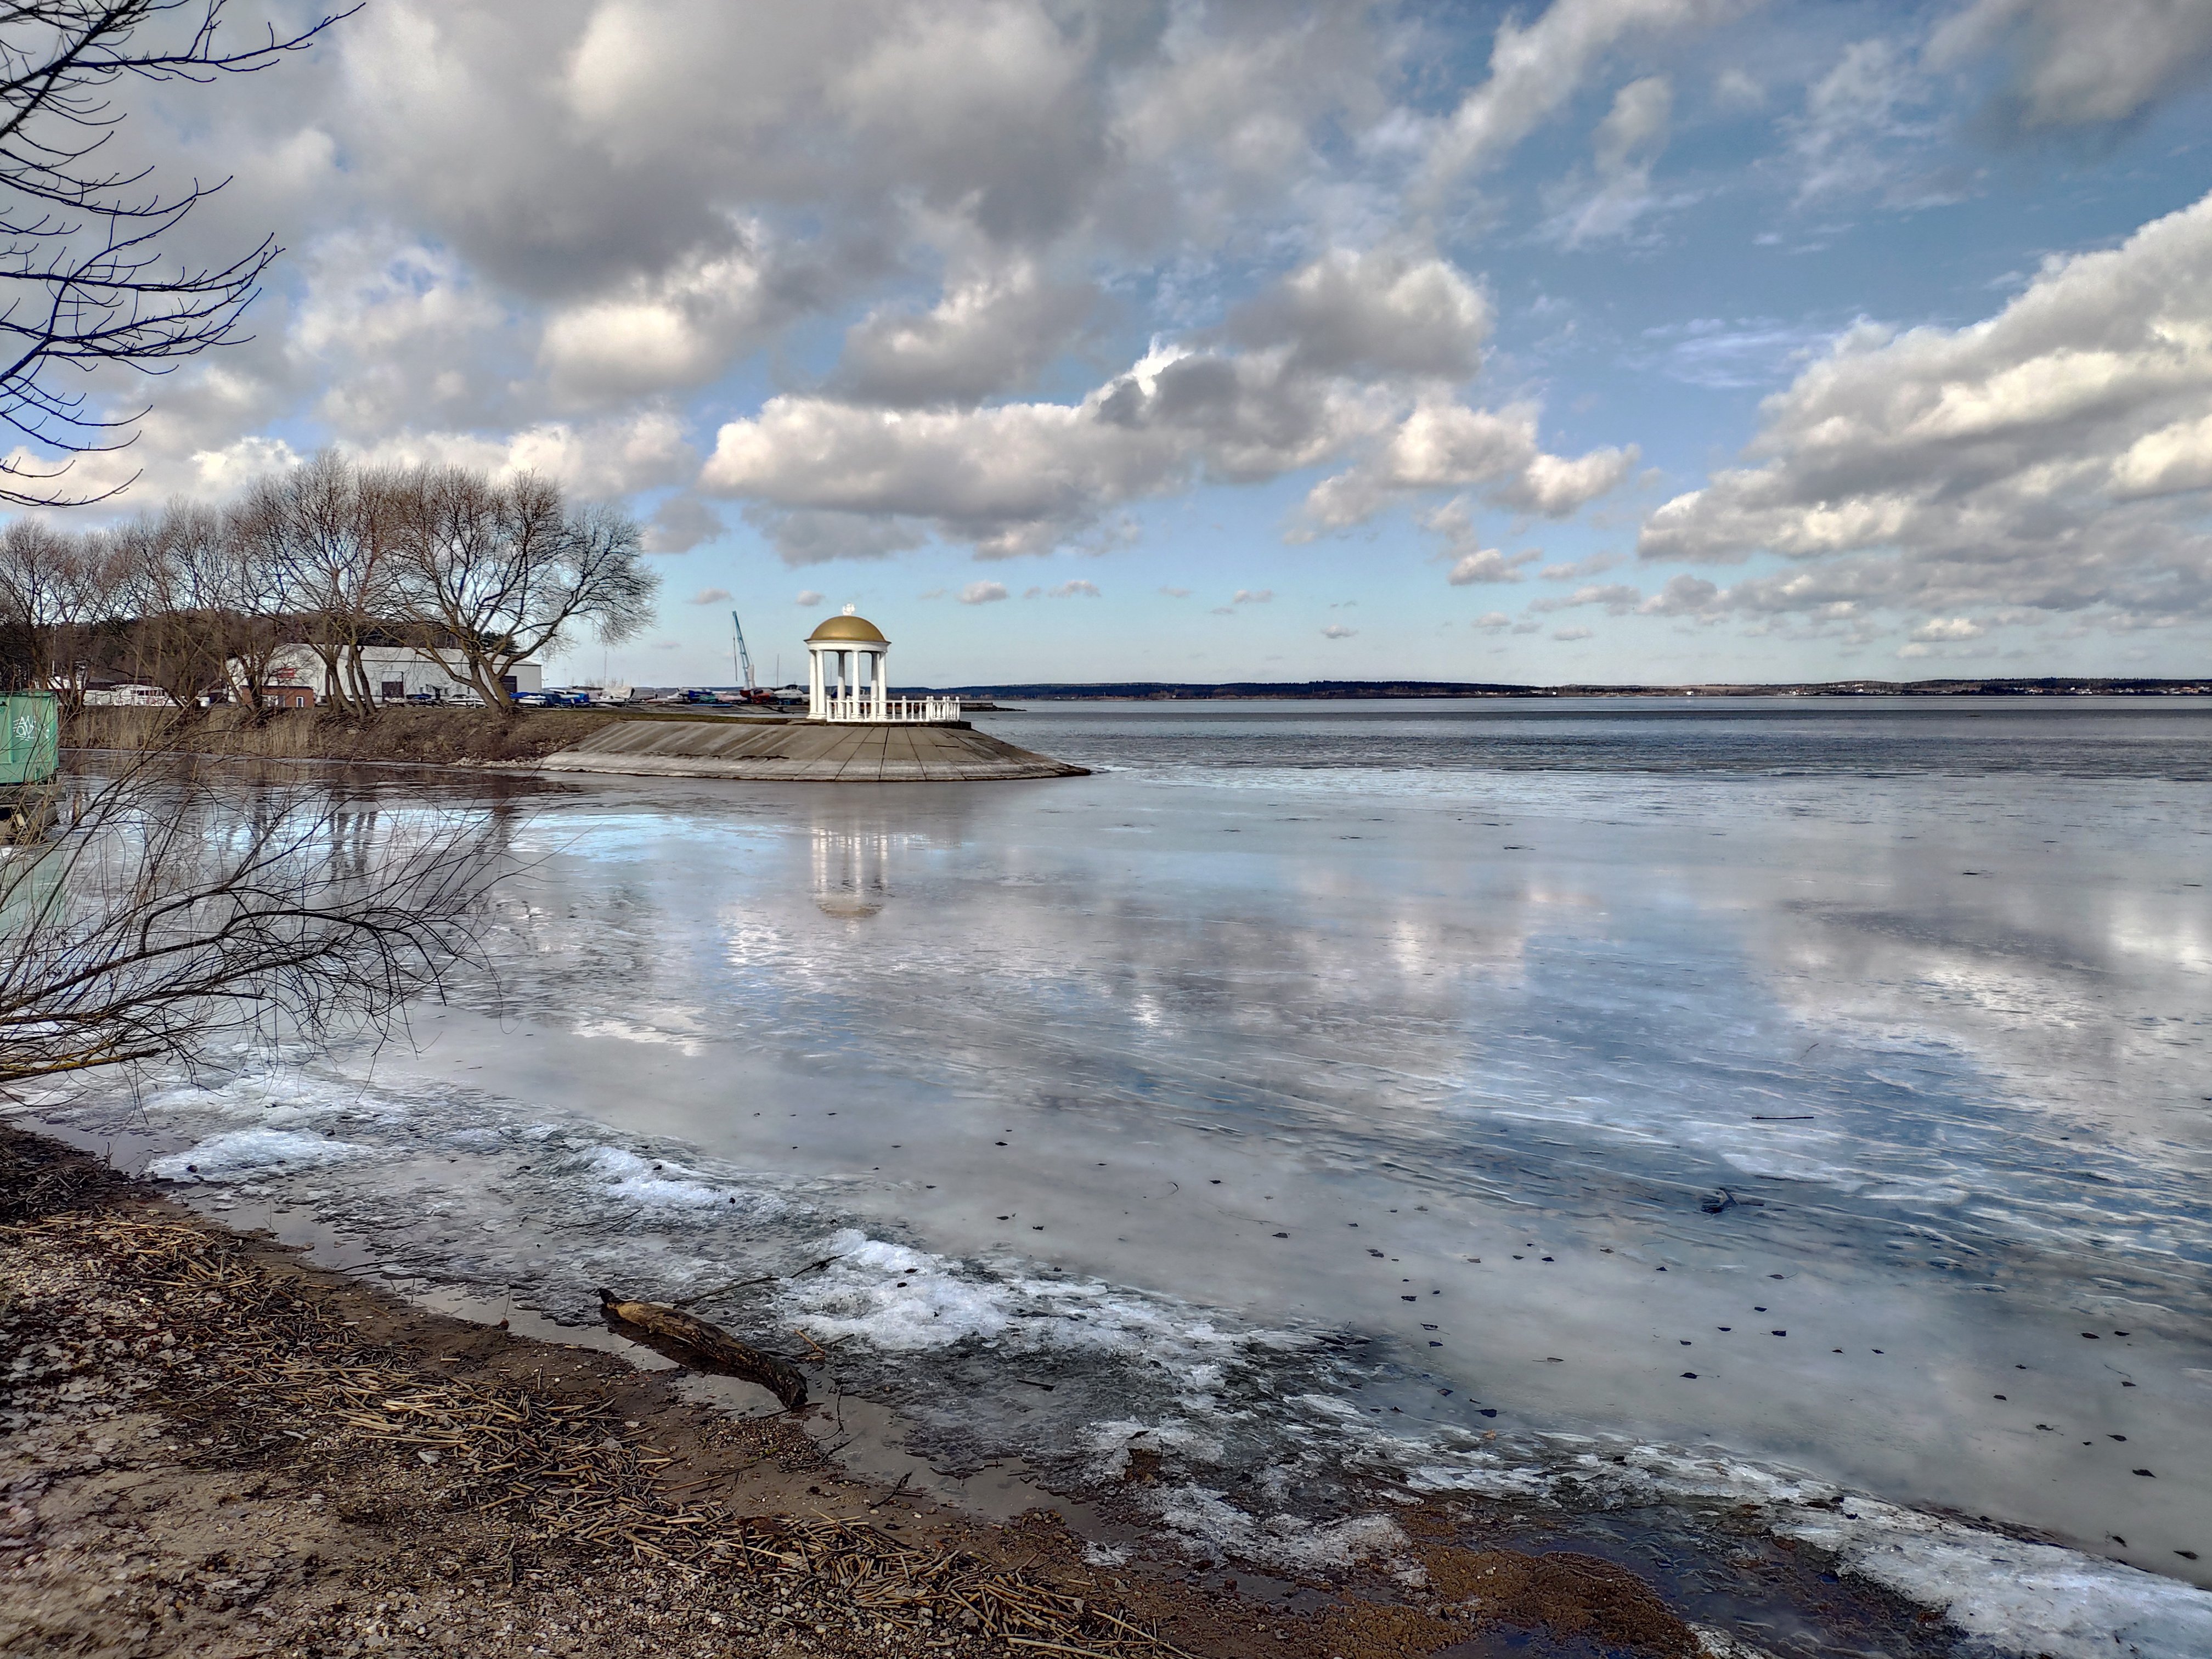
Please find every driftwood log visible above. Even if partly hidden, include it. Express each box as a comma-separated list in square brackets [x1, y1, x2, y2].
[597, 1288, 809, 1409]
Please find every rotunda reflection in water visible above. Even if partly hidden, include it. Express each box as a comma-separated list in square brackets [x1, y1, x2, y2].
[811, 822, 893, 918]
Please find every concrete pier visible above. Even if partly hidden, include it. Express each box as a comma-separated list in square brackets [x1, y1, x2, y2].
[528, 715, 1086, 782]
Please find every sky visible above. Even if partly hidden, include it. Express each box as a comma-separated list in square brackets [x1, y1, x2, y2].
[26, 0, 2212, 687]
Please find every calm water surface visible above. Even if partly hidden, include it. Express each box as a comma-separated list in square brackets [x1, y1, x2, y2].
[37, 697, 2212, 1657]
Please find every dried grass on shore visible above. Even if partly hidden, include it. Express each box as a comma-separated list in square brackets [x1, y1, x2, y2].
[64, 704, 624, 766]
[8, 1194, 1189, 1659]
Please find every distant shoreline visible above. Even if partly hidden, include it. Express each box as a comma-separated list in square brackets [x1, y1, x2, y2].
[916, 676, 2211, 701]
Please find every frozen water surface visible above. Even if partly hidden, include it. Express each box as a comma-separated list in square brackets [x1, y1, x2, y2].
[35, 697, 2212, 1657]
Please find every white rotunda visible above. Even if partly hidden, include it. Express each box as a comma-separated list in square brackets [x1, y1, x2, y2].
[805, 607, 962, 723]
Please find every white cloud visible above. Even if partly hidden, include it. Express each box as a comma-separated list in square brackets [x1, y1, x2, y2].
[1304, 402, 1637, 531]
[1321, 622, 1356, 638]
[1786, 37, 1945, 205]
[1472, 611, 1513, 629]
[824, 0, 1109, 244]
[1233, 588, 1273, 603]
[1597, 74, 1672, 172]
[1632, 316, 1842, 391]
[1448, 547, 1537, 584]
[834, 260, 1098, 408]
[1422, 0, 1750, 191]
[1423, 498, 1546, 585]
[539, 241, 791, 406]
[1552, 624, 1595, 640]
[1638, 189, 2212, 628]
[1159, 585, 1192, 597]
[68, 2, 1417, 510]
[1782, 26, 2010, 210]
[1712, 66, 1765, 110]
[178, 436, 305, 501]
[1926, 0, 2212, 132]
[1531, 582, 1643, 614]
[958, 580, 1009, 603]
[687, 586, 733, 605]
[796, 589, 825, 606]
[1910, 616, 1984, 640]
[1046, 579, 1101, 597]
[344, 412, 697, 499]
[1113, 3, 1386, 223]
[292, 235, 506, 433]
[1545, 75, 1677, 246]
[702, 247, 1513, 562]
[1225, 246, 1491, 381]
[1537, 551, 1624, 580]
[1638, 573, 1720, 615]
[645, 494, 724, 552]
[2108, 409, 2212, 498]
[41, 3, 1661, 590]
[741, 507, 932, 566]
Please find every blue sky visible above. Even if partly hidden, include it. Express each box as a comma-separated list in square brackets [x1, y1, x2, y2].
[49, 1, 2212, 686]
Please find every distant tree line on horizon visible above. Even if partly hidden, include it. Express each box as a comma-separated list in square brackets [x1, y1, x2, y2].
[0, 454, 659, 716]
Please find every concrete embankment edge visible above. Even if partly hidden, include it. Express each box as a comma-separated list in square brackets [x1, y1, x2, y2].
[528, 716, 1087, 782]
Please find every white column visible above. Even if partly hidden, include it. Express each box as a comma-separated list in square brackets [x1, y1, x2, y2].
[808, 647, 823, 716]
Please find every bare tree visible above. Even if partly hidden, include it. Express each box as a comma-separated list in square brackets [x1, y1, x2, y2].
[200, 488, 294, 713]
[234, 449, 393, 716]
[0, 515, 120, 696]
[388, 466, 657, 714]
[0, 2, 357, 506]
[111, 496, 231, 709]
[0, 750, 506, 1086]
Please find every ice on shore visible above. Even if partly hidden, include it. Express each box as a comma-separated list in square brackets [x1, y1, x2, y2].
[145, 1128, 375, 1180]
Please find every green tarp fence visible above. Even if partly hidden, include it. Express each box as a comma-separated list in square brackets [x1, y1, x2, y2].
[0, 691, 59, 787]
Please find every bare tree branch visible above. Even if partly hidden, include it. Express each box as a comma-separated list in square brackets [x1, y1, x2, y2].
[0, 2, 359, 506]
[0, 742, 510, 1089]
[234, 449, 396, 716]
[387, 465, 658, 716]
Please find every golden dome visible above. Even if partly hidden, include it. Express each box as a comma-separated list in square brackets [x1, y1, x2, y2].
[806, 612, 888, 644]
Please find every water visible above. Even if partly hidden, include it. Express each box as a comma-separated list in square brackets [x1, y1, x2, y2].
[30, 697, 2212, 1657]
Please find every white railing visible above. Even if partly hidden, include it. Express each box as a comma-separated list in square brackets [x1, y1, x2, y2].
[819, 693, 963, 723]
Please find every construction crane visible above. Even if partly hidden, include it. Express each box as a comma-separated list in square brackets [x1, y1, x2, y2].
[730, 611, 757, 692]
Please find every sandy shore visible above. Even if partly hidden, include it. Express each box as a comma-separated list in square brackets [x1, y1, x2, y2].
[1, 1124, 1793, 1659]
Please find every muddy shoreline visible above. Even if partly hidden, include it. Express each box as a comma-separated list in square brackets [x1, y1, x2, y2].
[2, 1124, 1956, 1658]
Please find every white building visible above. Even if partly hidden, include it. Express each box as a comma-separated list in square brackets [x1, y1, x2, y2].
[805, 608, 961, 722]
[81, 684, 179, 708]
[262, 644, 543, 705]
